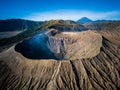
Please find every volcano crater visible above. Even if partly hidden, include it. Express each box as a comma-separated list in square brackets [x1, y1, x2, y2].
[15, 30, 102, 60]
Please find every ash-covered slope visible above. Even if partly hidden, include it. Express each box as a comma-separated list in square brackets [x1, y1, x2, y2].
[0, 30, 120, 90]
[46, 30, 102, 60]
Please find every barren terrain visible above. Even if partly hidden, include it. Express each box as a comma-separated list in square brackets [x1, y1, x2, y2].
[0, 29, 120, 90]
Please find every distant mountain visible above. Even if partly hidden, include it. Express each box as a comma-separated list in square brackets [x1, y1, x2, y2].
[0, 19, 42, 32]
[77, 17, 92, 23]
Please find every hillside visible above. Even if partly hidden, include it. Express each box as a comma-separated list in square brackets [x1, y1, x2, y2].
[83, 21, 120, 30]
[0, 19, 41, 32]
[40, 20, 87, 31]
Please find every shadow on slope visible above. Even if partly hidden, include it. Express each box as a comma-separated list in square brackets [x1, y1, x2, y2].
[15, 33, 58, 60]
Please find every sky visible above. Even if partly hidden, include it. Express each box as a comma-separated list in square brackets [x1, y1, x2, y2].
[0, 0, 120, 21]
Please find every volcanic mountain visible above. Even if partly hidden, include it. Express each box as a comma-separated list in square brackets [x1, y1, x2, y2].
[0, 20, 120, 90]
[77, 17, 92, 23]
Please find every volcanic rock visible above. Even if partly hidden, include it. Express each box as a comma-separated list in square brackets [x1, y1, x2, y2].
[46, 30, 102, 60]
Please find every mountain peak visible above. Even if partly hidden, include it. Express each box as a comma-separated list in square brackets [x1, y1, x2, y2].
[77, 17, 92, 23]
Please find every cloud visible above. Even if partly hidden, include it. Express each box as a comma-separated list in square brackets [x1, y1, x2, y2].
[23, 10, 120, 21]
